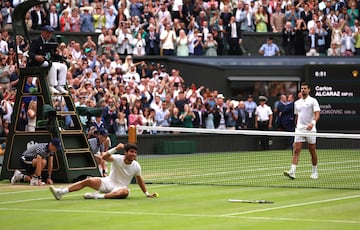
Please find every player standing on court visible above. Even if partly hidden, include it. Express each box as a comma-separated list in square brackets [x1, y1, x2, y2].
[49, 143, 157, 199]
[284, 82, 320, 179]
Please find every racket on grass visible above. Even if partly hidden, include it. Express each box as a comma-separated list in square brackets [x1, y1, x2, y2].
[228, 199, 274, 204]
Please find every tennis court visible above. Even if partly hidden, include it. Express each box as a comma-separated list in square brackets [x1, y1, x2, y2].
[1, 148, 359, 230]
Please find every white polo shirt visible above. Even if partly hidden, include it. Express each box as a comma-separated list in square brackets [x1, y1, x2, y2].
[294, 96, 320, 131]
[255, 104, 273, 122]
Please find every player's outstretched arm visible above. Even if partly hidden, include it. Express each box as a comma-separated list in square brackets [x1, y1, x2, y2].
[102, 143, 125, 162]
[136, 175, 158, 198]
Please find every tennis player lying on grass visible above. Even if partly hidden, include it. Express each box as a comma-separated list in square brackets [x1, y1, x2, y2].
[49, 143, 157, 199]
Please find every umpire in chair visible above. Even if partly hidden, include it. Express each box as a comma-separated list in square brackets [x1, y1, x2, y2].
[28, 25, 68, 94]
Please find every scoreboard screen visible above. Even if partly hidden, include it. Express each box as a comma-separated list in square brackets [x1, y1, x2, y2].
[304, 65, 360, 131]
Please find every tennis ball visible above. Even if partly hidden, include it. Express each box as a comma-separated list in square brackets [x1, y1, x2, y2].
[154, 192, 159, 198]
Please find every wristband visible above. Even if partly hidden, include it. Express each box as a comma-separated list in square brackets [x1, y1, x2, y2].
[48, 175, 51, 179]
[108, 147, 118, 155]
[311, 120, 316, 125]
[145, 191, 150, 196]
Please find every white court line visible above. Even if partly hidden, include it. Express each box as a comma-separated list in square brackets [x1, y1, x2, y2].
[0, 184, 174, 205]
[0, 188, 49, 195]
[0, 207, 359, 225]
[223, 194, 360, 216]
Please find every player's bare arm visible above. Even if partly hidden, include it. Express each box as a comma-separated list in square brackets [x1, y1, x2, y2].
[102, 143, 125, 162]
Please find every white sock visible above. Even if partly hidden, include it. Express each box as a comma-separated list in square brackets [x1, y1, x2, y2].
[290, 164, 297, 173]
[96, 193, 105, 199]
[60, 188, 69, 194]
[312, 165, 318, 173]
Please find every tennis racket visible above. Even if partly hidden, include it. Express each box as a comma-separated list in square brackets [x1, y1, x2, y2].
[228, 199, 274, 204]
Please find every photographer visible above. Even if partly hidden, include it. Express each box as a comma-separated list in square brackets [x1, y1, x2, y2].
[28, 26, 68, 95]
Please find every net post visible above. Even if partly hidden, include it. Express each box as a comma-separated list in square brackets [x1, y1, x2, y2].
[128, 125, 137, 144]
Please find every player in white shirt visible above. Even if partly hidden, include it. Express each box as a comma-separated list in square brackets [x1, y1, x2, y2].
[284, 82, 320, 180]
[49, 143, 157, 199]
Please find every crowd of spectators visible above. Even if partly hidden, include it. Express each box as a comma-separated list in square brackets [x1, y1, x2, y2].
[0, 0, 359, 139]
[1, 0, 360, 56]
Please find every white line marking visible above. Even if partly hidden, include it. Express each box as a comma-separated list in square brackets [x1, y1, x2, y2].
[223, 194, 360, 216]
[0, 184, 174, 205]
[0, 188, 49, 195]
[0, 207, 358, 224]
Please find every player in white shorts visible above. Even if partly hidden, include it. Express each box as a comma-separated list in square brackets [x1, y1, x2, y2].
[49, 143, 158, 199]
[284, 82, 320, 180]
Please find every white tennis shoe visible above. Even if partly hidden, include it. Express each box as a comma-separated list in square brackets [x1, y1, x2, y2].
[11, 170, 22, 184]
[310, 172, 319, 179]
[29, 177, 39, 186]
[283, 170, 296, 179]
[49, 186, 63, 200]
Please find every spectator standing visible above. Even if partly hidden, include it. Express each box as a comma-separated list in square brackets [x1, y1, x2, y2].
[282, 21, 296, 55]
[315, 20, 328, 55]
[255, 6, 269, 32]
[255, 96, 273, 150]
[328, 19, 346, 50]
[239, 4, 255, 32]
[285, 5, 299, 28]
[1, 0, 13, 31]
[294, 18, 307, 55]
[347, 1, 359, 31]
[193, 33, 205, 56]
[70, 8, 81, 32]
[30, 4, 46, 30]
[213, 94, 227, 130]
[300, 3, 313, 25]
[225, 100, 238, 130]
[47, 4, 60, 31]
[270, 5, 286, 33]
[176, 29, 190, 56]
[227, 16, 243, 55]
[341, 26, 356, 56]
[235, 100, 247, 130]
[354, 26, 360, 55]
[180, 103, 196, 128]
[93, 7, 106, 33]
[204, 33, 218, 56]
[160, 23, 177, 56]
[105, 8, 117, 30]
[117, 27, 134, 55]
[169, 107, 183, 127]
[132, 32, 146, 56]
[155, 2, 172, 25]
[306, 26, 320, 56]
[145, 25, 161, 55]
[80, 7, 95, 32]
[59, 10, 71, 32]
[244, 95, 257, 129]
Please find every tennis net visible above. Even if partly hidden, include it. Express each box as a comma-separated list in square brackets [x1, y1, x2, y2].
[135, 126, 360, 190]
